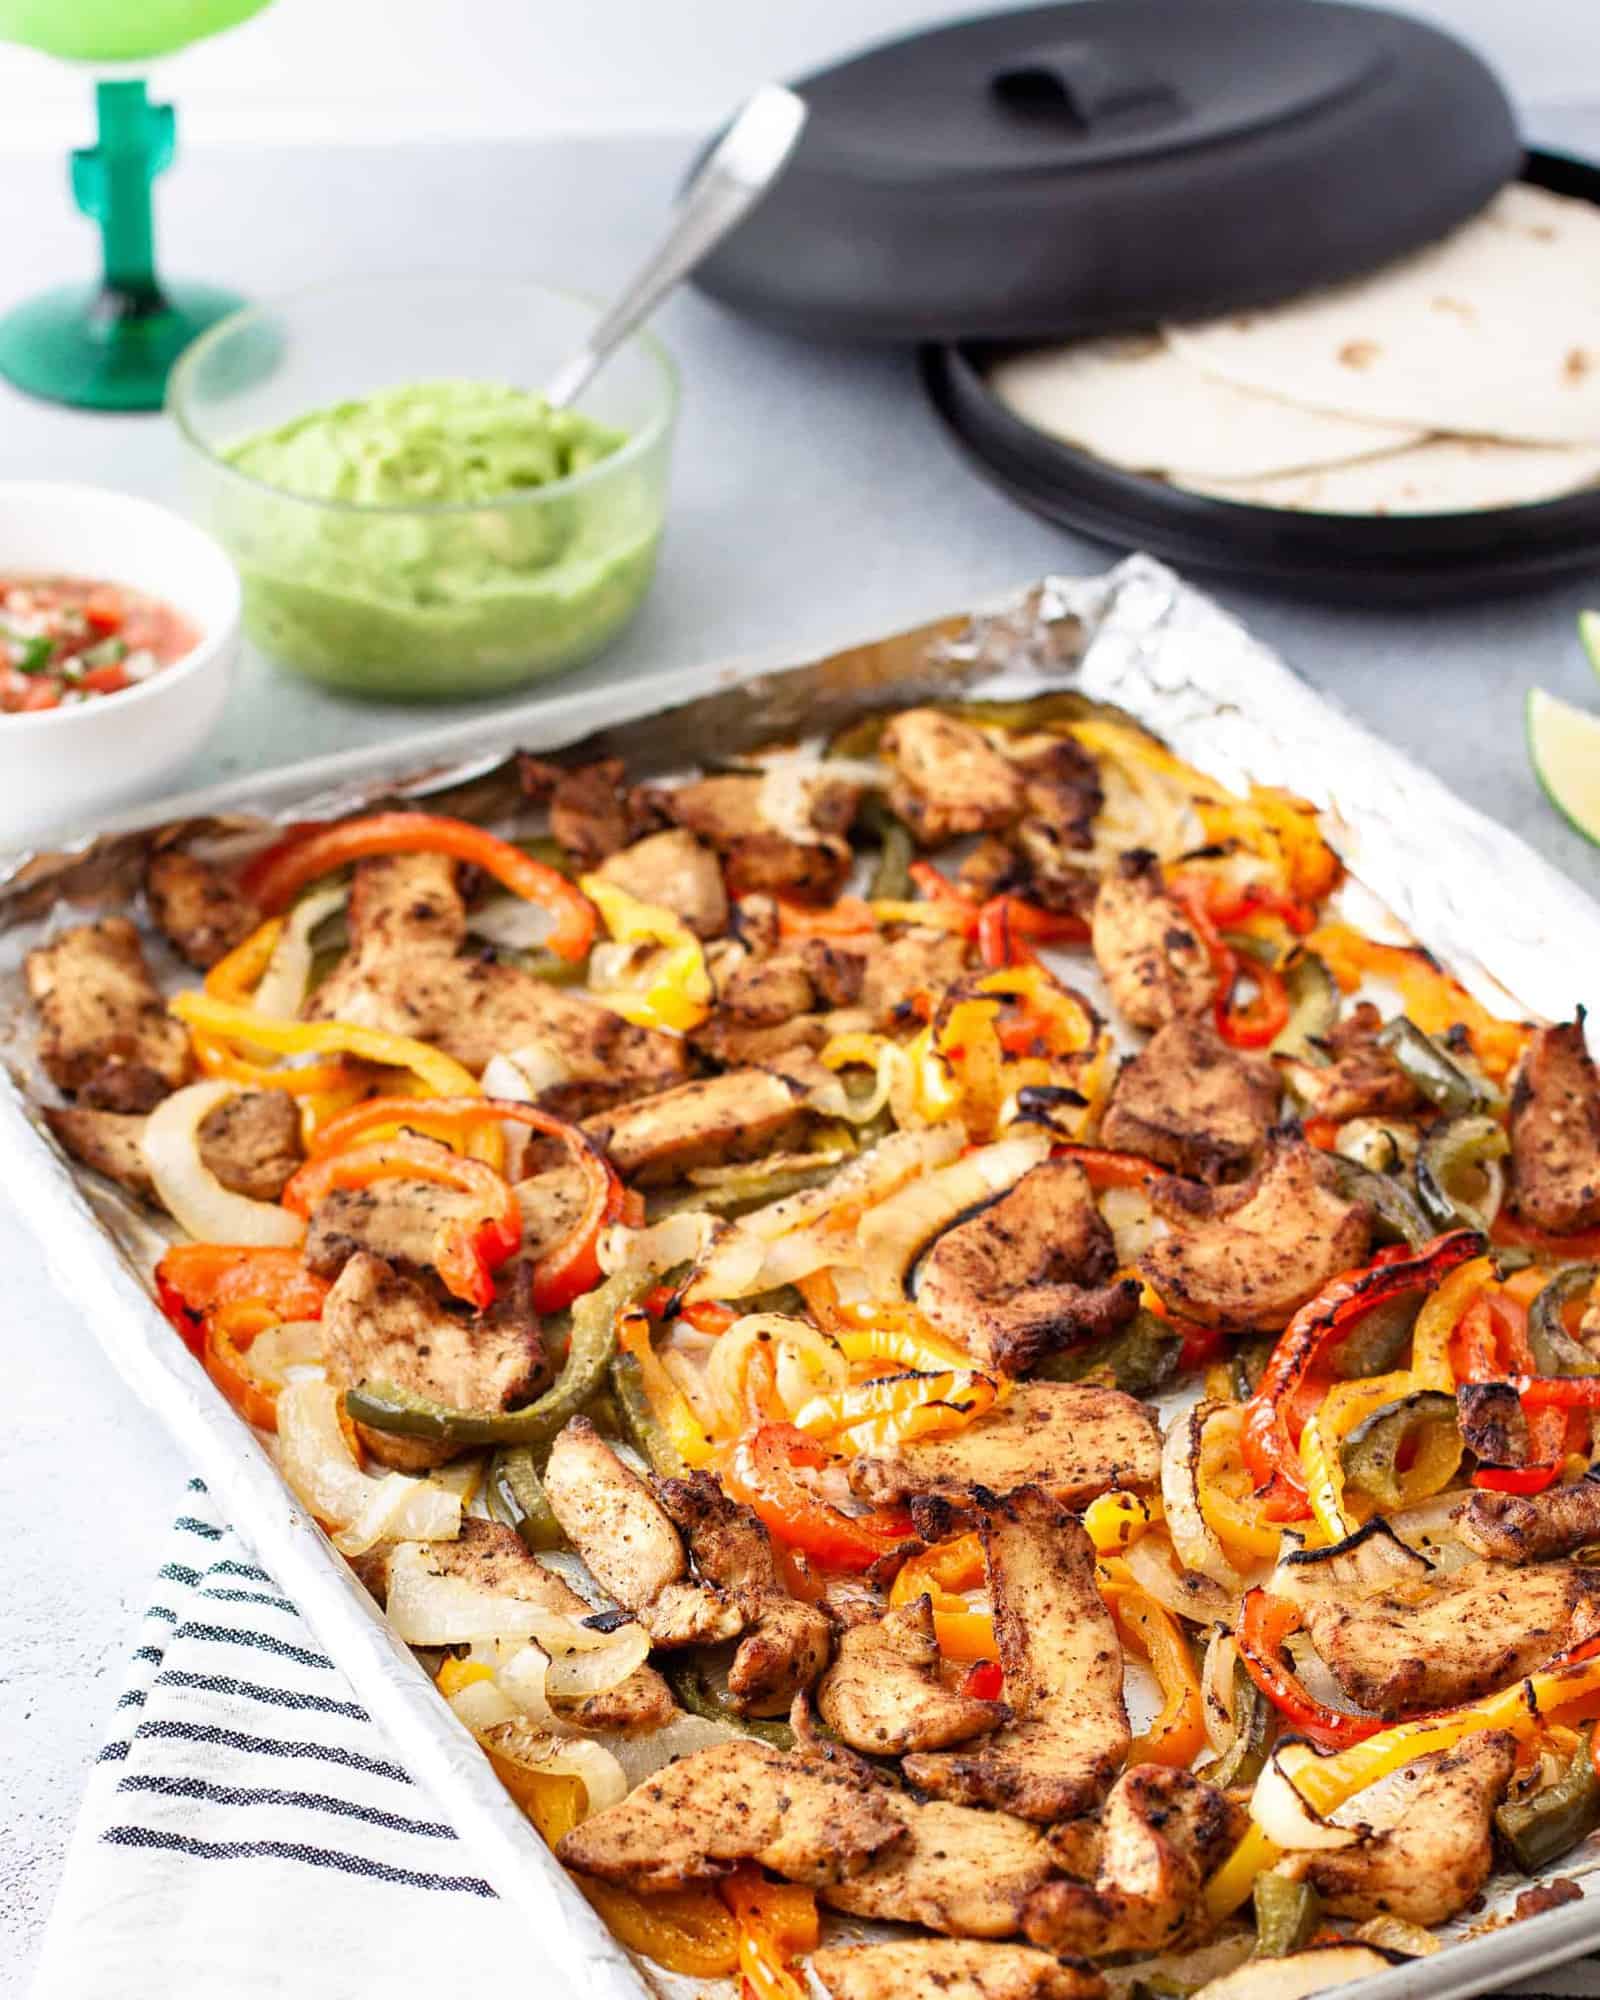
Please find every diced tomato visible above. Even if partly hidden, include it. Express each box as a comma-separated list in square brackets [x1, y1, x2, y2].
[961, 1659, 1004, 1701]
[19, 679, 59, 711]
[79, 662, 129, 696]
[83, 586, 125, 633]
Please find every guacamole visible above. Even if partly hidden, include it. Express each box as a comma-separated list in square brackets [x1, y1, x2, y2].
[221, 380, 664, 699]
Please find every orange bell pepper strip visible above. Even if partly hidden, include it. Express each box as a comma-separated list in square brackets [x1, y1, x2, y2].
[890, 1531, 997, 1658]
[240, 810, 596, 961]
[580, 1879, 739, 1978]
[155, 1243, 330, 1358]
[1100, 1565, 1209, 1767]
[1168, 874, 1291, 1050]
[1049, 1143, 1158, 1190]
[775, 895, 876, 940]
[720, 1870, 819, 2000]
[723, 1423, 914, 1573]
[202, 1301, 305, 1431]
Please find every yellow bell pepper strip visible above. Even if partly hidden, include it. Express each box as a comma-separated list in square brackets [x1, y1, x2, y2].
[174, 990, 482, 1098]
[284, 1134, 521, 1311]
[616, 1305, 718, 1468]
[792, 1367, 1002, 1454]
[580, 1879, 739, 1978]
[1083, 1488, 1160, 1555]
[241, 810, 596, 961]
[890, 1532, 996, 1660]
[1297, 1408, 1356, 1546]
[1099, 1560, 1209, 1768]
[833, 1322, 972, 1372]
[192, 917, 355, 1095]
[1406, 1251, 1496, 1389]
[579, 874, 712, 1032]
[720, 1869, 819, 2000]
[1196, 1412, 1285, 1567]
[1206, 1637, 1600, 1922]
[303, 1095, 622, 1313]
[1304, 922, 1529, 1080]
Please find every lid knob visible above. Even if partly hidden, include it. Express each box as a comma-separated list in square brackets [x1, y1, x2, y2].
[991, 42, 1179, 129]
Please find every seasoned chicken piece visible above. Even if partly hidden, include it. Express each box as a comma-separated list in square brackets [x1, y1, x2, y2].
[594, 828, 728, 938]
[556, 1738, 906, 1892]
[881, 709, 1024, 846]
[543, 1418, 741, 1647]
[1101, 1019, 1279, 1183]
[848, 1381, 1160, 1511]
[304, 1163, 482, 1282]
[581, 1069, 812, 1185]
[1279, 1003, 1422, 1124]
[713, 950, 820, 1026]
[655, 1472, 831, 1715]
[1510, 1020, 1600, 1234]
[822, 1793, 1057, 1939]
[1090, 851, 1215, 1033]
[26, 918, 192, 1111]
[959, 836, 1025, 903]
[916, 1159, 1141, 1373]
[548, 757, 629, 867]
[1007, 733, 1104, 852]
[816, 1596, 1007, 1754]
[854, 928, 972, 1023]
[363, 1520, 674, 1733]
[1279, 1732, 1516, 1925]
[654, 772, 856, 903]
[513, 1163, 592, 1261]
[903, 1488, 1129, 1822]
[46, 1087, 302, 1205]
[1457, 1480, 1600, 1562]
[1140, 1132, 1370, 1330]
[1301, 1558, 1600, 1713]
[342, 851, 468, 956]
[813, 1940, 1104, 2000]
[321, 1254, 549, 1472]
[1021, 1766, 1244, 1957]
[143, 849, 262, 969]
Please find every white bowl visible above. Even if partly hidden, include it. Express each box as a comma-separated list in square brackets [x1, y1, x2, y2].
[0, 481, 239, 849]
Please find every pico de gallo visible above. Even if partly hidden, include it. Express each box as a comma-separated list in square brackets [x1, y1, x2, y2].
[0, 575, 198, 712]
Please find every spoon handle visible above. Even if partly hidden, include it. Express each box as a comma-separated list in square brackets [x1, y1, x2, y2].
[544, 83, 808, 410]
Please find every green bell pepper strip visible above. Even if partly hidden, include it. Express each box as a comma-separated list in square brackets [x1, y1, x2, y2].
[1209, 1657, 1272, 1791]
[1338, 1390, 1459, 1509]
[1415, 1113, 1510, 1234]
[664, 1657, 796, 1750]
[484, 1446, 564, 1551]
[1326, 1154, 1431, 1252]
[345, 1270, 644, 1448]
[1270, 951, 1339, 1061]
[1036, 1307, 1182, 1398]
[1378, 1016, 1486, 1116]
[1252, 1873, 1322, 1958]
[1529, 1265, 1600, 1379]
[867, 812, 915, 902]
[609, 1350, 688, 1479]
[1495, 1724, 1600, 1873]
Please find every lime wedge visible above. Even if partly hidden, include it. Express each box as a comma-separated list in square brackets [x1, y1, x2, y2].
[1582, 610, 1600, 686]
[1528, 687, 1600, 847]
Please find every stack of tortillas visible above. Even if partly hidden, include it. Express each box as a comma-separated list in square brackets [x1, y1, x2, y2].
[987, 182, 1600, 514]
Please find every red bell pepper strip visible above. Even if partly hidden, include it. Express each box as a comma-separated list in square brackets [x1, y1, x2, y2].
[303, 1095, 623, 1314]
[1453, 1292, 1567, 1494]
[722, 1423, 914, 1573]
[1236, 1588, 1385, 1750]
[1050, 1143, 1160, 1190]
[977, 892, 1090, 969]
[775, 896, 876, 940]
[1493, 1213, 1600, 1262]
[1170, 875, 1293, 1051]
[1205, 883, 1317, 936]
[155, 1243, 331, 1359]
[240, 811, 596, 961]
[961, 1659, 1004, 1702]
[1241, 1230, 1485, 1520]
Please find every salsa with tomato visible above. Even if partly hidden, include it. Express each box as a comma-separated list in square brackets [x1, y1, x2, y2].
[1, 576, 198, 713]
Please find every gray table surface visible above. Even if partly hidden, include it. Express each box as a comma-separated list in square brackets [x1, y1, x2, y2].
[5, 120, 1600, 1991]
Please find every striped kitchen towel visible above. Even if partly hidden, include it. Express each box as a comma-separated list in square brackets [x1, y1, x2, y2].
[27, 1480, 1600, 2000]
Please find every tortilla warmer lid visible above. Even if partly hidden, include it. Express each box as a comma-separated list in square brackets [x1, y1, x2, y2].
[692, 0, 1520, 341]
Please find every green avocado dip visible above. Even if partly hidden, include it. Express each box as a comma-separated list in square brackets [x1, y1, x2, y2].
[221, 380, 665, 699]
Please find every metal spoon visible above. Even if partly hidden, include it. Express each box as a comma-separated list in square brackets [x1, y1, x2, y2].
[542, 83, 808, 410]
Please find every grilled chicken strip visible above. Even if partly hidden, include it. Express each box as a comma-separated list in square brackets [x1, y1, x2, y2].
[1456, 1481, 1600, 1562]
[1140, 1132, 1370, 1330]
[1301, 1558, 1600, 1712]
[543, 1418, 741, 1647]
[848, 1381, 1161, 1511]
[556, 1738, 906, 1892]
[47, 1087, 302, 1205]
[1021, 1766, 1244, 1957]
[304, 1153, 482, 1283]
[916, 1159, 1141, 1374]
[1101, 1019, 1280, 1183]
[1090, 851, 1214, 1033]
[903, 1488, 1129, 1822]
[881, 709, 1024, 846]
[816, 1595, 1008, 1754]
[546, 757, 631, 867]
[1278, 1003, 1423, 1125]
[1007, 732, 1104, 852]
[321, 1254, 550, 1471]
[27, 918, 192, 1111]
[652, 771, 858, 903]
[1510, 1020, 1600, 1234]
[813, 1940, 1104, 2000]
[581, 1069, 813, 1184]
[821, 1793, 1059, 1939]
[593, 828, 728, 939]
[1278, 1731, 1516, 1925]
[143, 849, 262, 969]
[359, 1520, 675, 1733]
[655, 1471, 832, 1715]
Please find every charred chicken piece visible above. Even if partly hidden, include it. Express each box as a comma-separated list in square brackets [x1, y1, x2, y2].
[143, 849, 263, 969]
[1021, 1766, 1245, 1957]
[593, 827, 729, 939]
[650, 771, 858, 904]
[1510, 1020, 1600, 1235]
[1101, 1018, 1280, 1183]
[821, 1792, 1059, 1939]
[320, 1254, 549, 1472]
[1279, 1002, 1423, 1125]
[1456, 1480, 1600, 1563]
[915, 1159, 1141, 1374]
[1090, 851, 1215, 1033]
[27, 917, 192, 1111]
[847, 1381, 1161, 1511]
[547, 757, 631, 868]
[1139, 1131, 1371, 1331]
[816, 1595, 1008, 1755]
[581, 1069, 813, 1185]
[303, 1147, 482, 1283]
[902, 1488, 1129, 1822]
[1278, 1731, 1516, 1925]
[47, 1086, 302, 1206]
[881, 709, 1025, 846]
[813, 1940, 1104, 2000]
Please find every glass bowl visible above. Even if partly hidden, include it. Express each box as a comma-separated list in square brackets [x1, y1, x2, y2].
[168, 277, 678, 700]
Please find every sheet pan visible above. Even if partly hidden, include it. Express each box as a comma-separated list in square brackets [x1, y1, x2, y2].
[7, 553, 1600, 2000]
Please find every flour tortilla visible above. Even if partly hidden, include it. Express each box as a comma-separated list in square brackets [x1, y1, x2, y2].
[1175, 436, 1600, 515]
[1167, 183, 1600, 446]
[985, 333, 1420, 480]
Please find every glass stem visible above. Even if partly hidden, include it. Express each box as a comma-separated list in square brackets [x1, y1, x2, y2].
[71, 79, 176, 316]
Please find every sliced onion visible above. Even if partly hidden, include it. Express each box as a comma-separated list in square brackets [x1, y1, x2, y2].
[807, 1044, 904, 1127]
[142, 1081, 305, 1247]
[706, 1313, 846, 1430]
[244, 1319, 325, 1385]
[1122, 1530, 1235, 1625]
[1268, 1518, 1432, 1608]
[599, 1208, 721, 1281]
[688, 1144, 853, 1189]
[480, 1719, 628, 1816]
[497, 1643, 577, 1734]
[1162, 1403, 1243, 1590]
[610, 1709, 741, 1789]
[446, 1677, 521, 1733]
[755, 747, 881, 846]
[543, 1622, 651, 1699]
[275, 1382, 460, 1550]
[387, 1541, 557, 1645]
[1200, 1626, 1239, 1756]
[252, 884, 348, 1018]
[468, 894, 552, 952]
[484, 1041, 571, 1100]
[859, 1131, 1050, 1296]
[1250, 1743, 1364, 1852]
[1102, 1184, 1157, 1264]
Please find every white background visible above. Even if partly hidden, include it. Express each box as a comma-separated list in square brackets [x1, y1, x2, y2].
[0, 0, 1594, 150]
